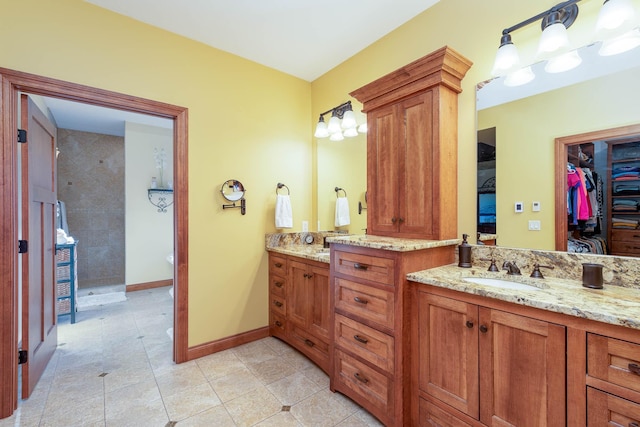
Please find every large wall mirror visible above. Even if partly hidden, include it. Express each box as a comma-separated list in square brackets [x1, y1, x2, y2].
[477, 41, 640, 255]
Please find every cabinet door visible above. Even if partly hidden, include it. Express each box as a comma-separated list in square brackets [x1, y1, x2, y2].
[587, 387, 640, 426]
[308, 263, 330, 341]
[288, 260, 310, 328]
[478, 308, 566, 427]
[367, 103, 401, 236]
[417, 292, 479, 418]
[399, 92, 435, 237]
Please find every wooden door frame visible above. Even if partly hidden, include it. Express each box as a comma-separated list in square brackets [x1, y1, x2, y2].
[554, 123, 640, 251]
[0, 68, 189, 419]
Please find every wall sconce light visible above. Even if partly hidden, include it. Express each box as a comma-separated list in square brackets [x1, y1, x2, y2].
[314, 100, 367, 140]
[491, 0, 640, 85]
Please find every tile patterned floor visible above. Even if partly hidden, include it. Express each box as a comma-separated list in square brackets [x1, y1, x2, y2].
[1, 286, 383, 427]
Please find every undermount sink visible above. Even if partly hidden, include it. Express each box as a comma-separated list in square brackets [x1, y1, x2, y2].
[463, 277, 541, 291]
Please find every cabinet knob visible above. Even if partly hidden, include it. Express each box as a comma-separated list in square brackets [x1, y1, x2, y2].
[273, 300, 283, 308]
[353, 372, 369, 384]
[304, 339, 315, 347]
[629, 363, 640, 376]
[353, 263, 369, 271]
[466, 320, 474, 329]
[391, 217, 397, 223]
[275, 320, 282, 327]
[479, 325, 488, 333]
[398, 217, 404, 223]
[354, 335, 369, 344]
[275, 281, 284, 288]
[353, 296, 369, 305]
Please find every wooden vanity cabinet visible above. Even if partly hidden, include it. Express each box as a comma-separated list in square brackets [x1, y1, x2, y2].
[268, 253, 331, 373]
[414, 290, 566, 427]
[350, 46, 472, 240]
[330, 243, 455, 427]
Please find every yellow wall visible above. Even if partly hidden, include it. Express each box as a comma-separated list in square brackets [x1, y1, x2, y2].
[479, 67, 640, 249]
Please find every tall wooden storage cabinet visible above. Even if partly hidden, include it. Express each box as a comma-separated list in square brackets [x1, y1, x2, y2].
[350, 46, 472, 240]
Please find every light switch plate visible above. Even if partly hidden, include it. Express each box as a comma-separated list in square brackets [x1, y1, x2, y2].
[515, 201, 524, 213]
[528, 220, 541, 231]
[532, 201, 541, 212]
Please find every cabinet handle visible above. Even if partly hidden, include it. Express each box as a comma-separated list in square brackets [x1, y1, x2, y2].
[275, 281, 284, 288]
[274, 262, 283, 268]
[354, 335, 369, 344]
[629, 423, 639, 427]
[303, 273, 308, 278]
[479, 325, 488, 333]
[398, 217, 404, 223]
[275, 321, 283, 327]
[273, 300, 283, 308]
[354, 372, 369, 384]
[307, 273, 313, 279]
[629, 363, 640, 375]
[304, 339, 315, 347]
[353, 263, 369, 271]
[466, 320, 474, 329]
[353, 296, 369, 305]
[391, 217, 397, 223]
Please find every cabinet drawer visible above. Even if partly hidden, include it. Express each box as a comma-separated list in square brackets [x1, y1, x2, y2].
[269, 255, 287, 275]
[290, 325, 329, 368]
[419, 397, 474, 427]
[588, 333, 640, 394]
[333, 250, 395, 285]
[334, 313, 395, 373]
[611, 240, 640, 255]
[587, 387, 640, 425]
[270, 312, 286, 335]
[270, 294, 286, 316]
[611, 229, 640, 243]
[334, 349, 393, 416]
[334, 277, 395, 330]
[269, 275, 286, 297]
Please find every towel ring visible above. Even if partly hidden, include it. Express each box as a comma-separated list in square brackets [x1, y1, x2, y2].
[335, 187, 347, 198]
[276, 182, 290, 195]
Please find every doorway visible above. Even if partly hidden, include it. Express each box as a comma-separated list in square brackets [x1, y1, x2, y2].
[0, 68, 189, 419]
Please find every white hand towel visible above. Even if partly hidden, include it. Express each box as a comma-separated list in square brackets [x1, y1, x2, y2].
[275, 194, 293, 228]
[335, 197, 350, 227]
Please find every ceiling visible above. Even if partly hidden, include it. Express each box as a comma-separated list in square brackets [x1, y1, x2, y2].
[44, 0, 439, 136]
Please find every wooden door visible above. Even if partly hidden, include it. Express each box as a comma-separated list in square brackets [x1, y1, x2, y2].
[20, 95, 58, 398]
[288, 260, 309, 328]
[400, 92, 434, 238]
[308, 263, 330, 341]
[367, 103, 400, 236]
[478, 308, 566, 427]
[417, 292, 479, 418]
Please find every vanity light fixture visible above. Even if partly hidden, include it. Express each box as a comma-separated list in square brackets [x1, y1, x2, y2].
[491, 0, 640, 85]
[314, 100, 367, 140]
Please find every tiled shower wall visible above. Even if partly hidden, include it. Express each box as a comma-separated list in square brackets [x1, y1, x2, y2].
[57, 129, 125, 290]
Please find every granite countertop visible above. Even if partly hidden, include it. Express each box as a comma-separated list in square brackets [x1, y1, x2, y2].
[407, 264, 640, 330]
[326, 234, 460, 252]
[267, 244, 330, 264]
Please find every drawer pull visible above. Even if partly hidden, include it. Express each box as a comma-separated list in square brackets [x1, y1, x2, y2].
[466, 320, 474, 329]
[354, 372, 369, 384]
[274, 262, 283, 268]
[273, 300, 283, 308]
[275, 320, 283, 327]
[354, 335, 369, 344]
[304, 339, 315, 347]
[629, 363, 640, 375]
[629, 423, 639, 427]
[353, 296, 369, 305]
[275, 281, 284, 288]
[353, 263, 369, 271]
[479, 325, 488, 333]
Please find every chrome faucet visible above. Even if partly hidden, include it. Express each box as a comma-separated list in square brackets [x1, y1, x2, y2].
[502, 261, 522, 276]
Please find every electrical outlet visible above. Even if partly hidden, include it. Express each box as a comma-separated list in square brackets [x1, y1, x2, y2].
[528, 220, 541, 231]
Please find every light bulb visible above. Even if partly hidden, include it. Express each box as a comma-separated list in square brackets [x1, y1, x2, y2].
[599, 28, 640, 55]
[537, 21, 572, 59]
[504, 66, 535, 87]
[596, 0, 637, 36]
[327, 115, 341, 134]
[329, 131, 344, 141]
[545, 49, 582, 73]
[314, 117, 329, 138]
[491, 34, 520, 76]
[357, 123, 367, 133]
[344, 127, 358, 137]
[341, 110, 357, 129]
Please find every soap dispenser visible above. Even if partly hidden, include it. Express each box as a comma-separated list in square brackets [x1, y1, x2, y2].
[458, 233, 472, 268]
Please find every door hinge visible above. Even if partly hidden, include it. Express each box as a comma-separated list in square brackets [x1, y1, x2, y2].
[18, 350, 27, 365]
[17, 129, 27, 143]
[18, 240, 28, 254]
